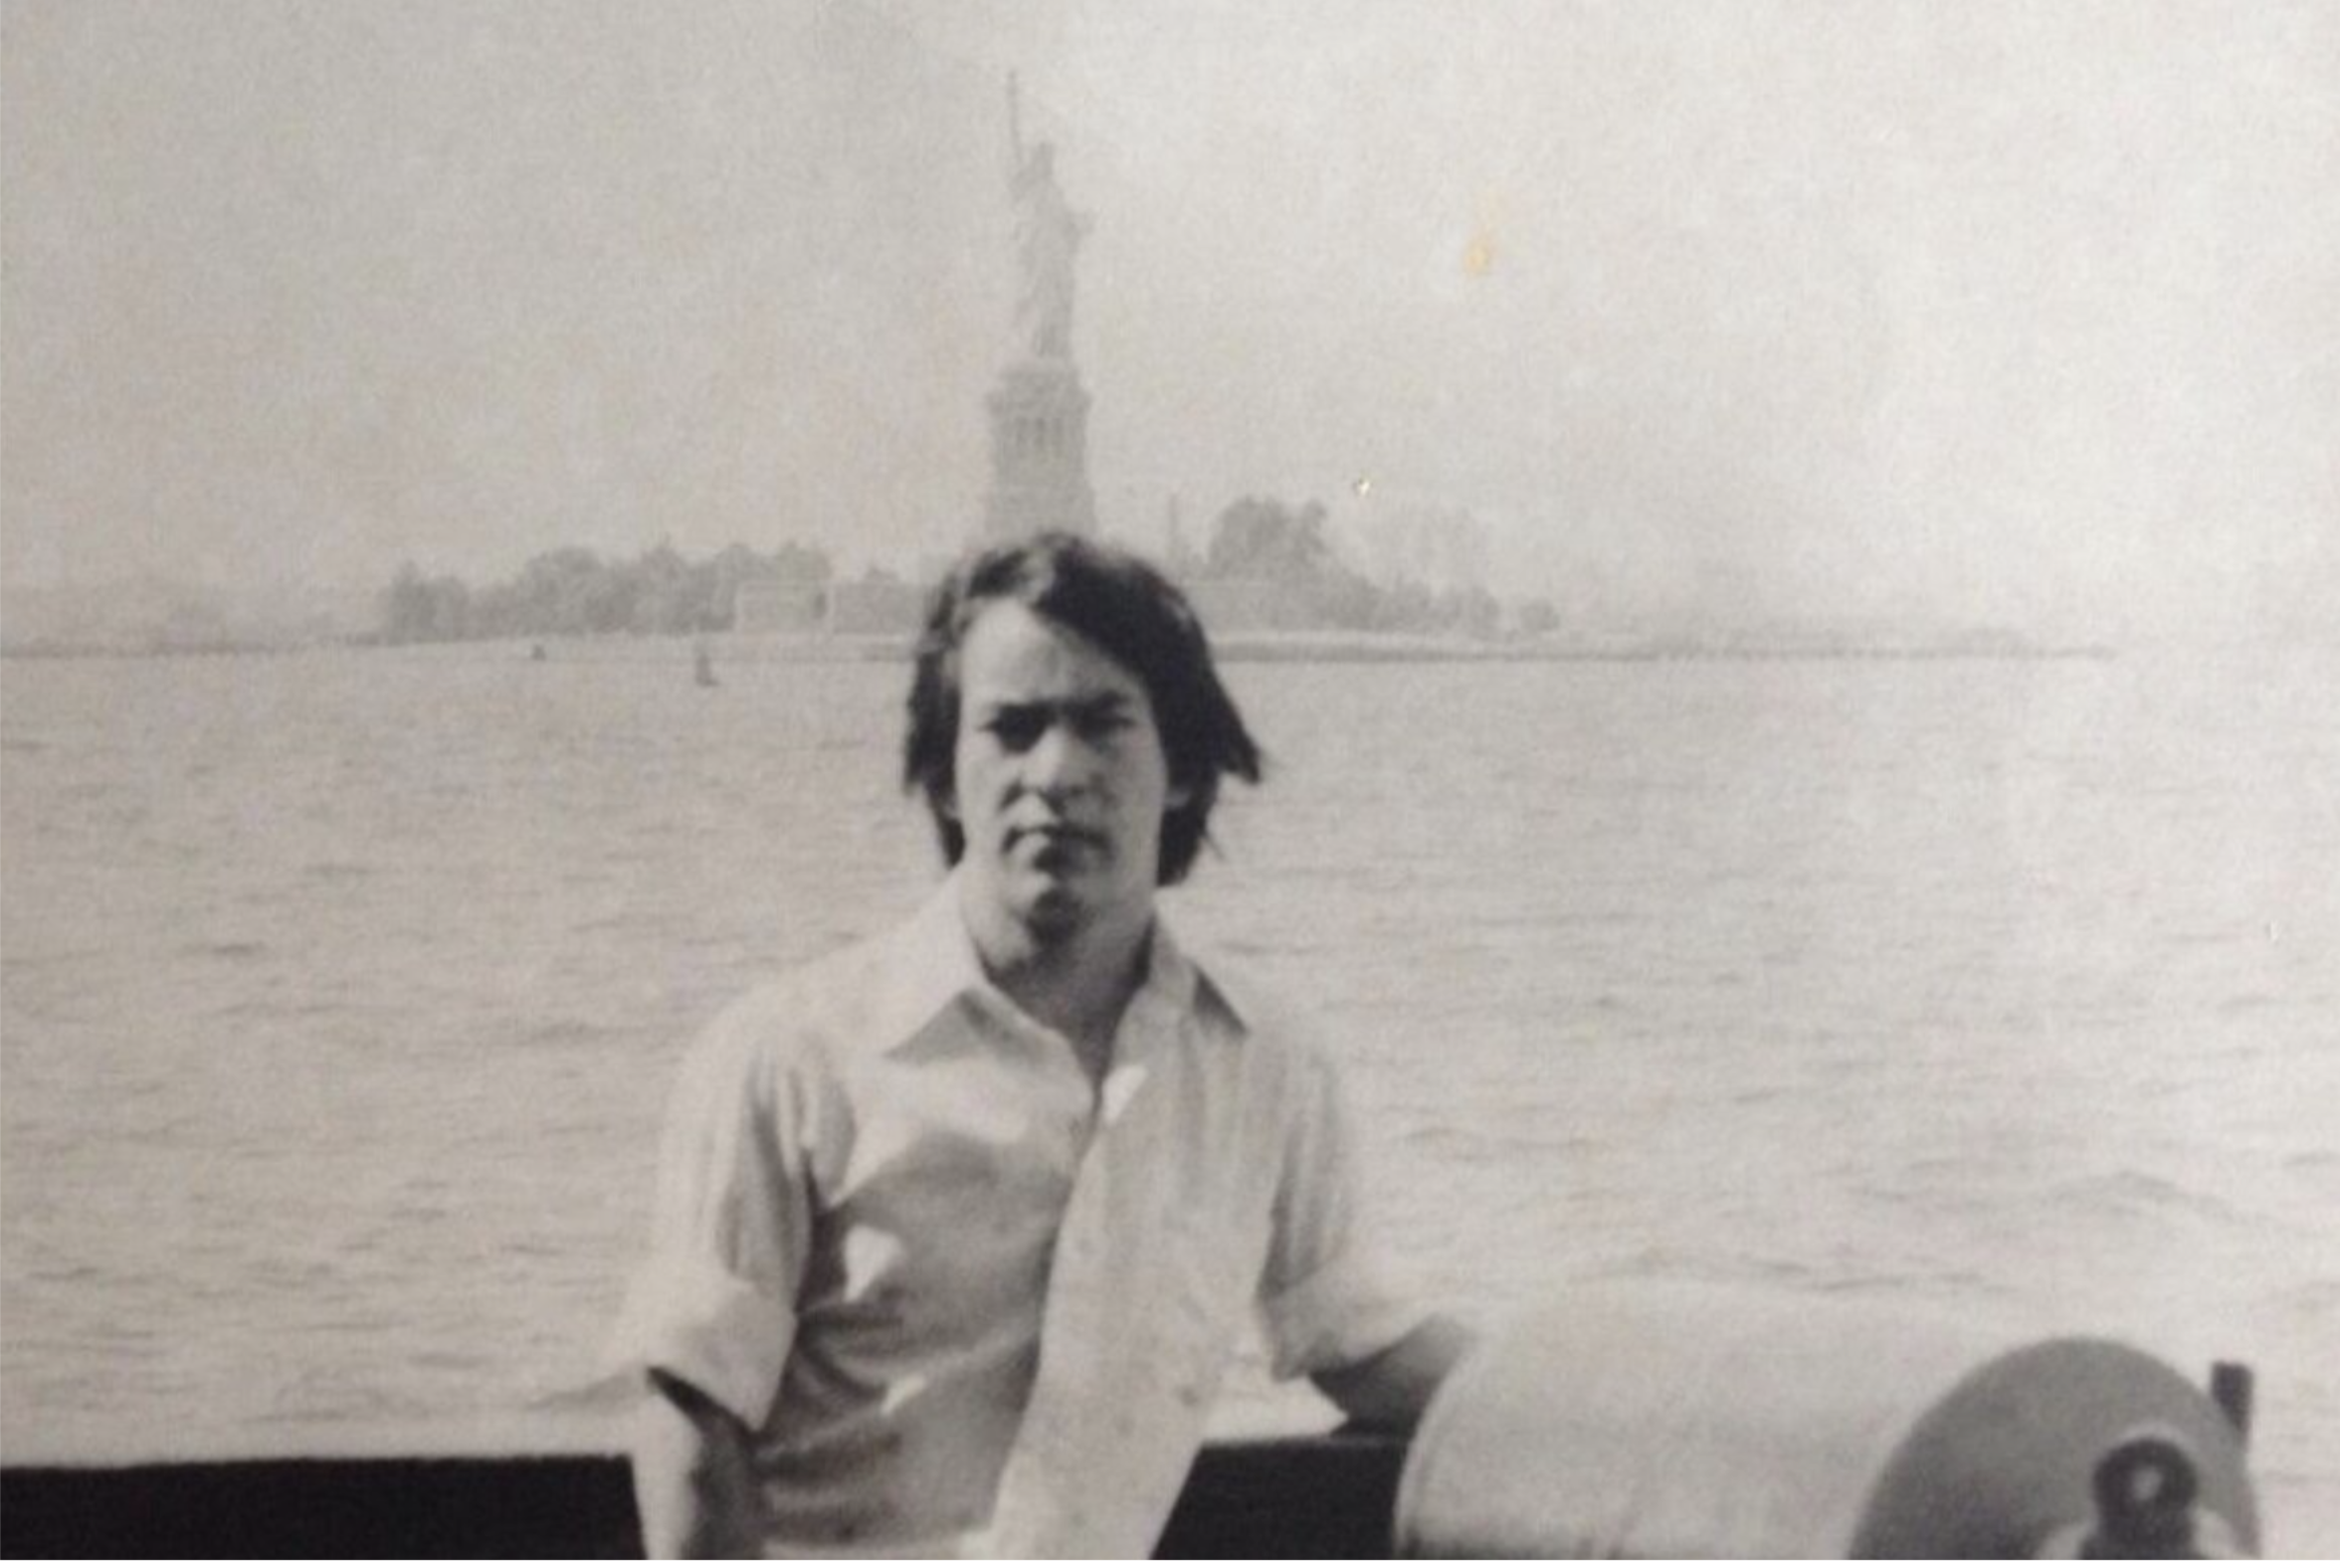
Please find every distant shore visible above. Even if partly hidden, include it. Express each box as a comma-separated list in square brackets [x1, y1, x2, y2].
[1, 630, 2124, 665]
[1206, 632, 2121, 665]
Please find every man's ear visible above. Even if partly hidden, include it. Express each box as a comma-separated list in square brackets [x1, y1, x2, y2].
[1166, 777, 1195, 811]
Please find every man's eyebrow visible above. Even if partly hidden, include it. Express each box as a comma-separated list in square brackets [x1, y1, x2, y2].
[1058, 692, 1140, 725]
[972, 690, 1133, 713]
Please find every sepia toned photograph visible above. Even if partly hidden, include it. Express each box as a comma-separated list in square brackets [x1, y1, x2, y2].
[3, 1, 2334, 1556]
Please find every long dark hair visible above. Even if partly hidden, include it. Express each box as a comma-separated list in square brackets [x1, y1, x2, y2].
[902, 532, 1263, 885]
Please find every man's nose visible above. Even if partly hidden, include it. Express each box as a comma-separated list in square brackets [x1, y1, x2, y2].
[1025, 721, 1096, 792]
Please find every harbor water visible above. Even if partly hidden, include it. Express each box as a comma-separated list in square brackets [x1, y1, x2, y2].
[3, 644, 2334, 1551]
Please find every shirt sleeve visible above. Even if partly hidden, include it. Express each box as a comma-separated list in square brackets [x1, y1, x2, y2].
[1256, 1043, 1431, 1382]
[604, 1001, 814, 1430]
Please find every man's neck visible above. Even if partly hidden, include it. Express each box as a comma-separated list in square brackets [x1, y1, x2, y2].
[962, 889, 1154, 1083]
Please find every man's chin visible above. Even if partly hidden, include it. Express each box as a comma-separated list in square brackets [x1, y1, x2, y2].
[1014, 881, 1089, 941]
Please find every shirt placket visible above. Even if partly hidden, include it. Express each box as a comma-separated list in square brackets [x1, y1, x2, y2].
[979, 994, 1195, 1557]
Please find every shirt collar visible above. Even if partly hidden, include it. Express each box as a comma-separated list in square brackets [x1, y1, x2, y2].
[868, 872, 994, 1051]
[1127, 911, 1201, 1026]
[874, 872, 1246, 1052]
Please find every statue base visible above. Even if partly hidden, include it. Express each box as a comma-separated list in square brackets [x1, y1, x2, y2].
[982, 358, 1097, 542]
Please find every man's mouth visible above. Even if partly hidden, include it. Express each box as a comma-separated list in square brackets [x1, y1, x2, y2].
[1012, 822, 1101, 856]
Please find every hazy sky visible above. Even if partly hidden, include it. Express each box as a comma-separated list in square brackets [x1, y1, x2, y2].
[4, 1, 2334, 638]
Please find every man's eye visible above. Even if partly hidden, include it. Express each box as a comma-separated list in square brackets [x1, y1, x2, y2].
[987, 712, 1046, 749]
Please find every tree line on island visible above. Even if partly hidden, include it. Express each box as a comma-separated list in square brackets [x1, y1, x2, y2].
[377, 539, 836, 644]
[1171, 497, 1558, 639]
[375, 497, 1560, 645]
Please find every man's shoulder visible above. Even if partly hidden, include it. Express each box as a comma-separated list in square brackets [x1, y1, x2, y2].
[688, 915, 946, 1079]
[1178, 941, 1336, 1073]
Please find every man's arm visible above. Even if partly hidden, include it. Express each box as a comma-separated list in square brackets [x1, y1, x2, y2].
[1309, 1311, 1476, 1431]
[632, 1370, 763, 1558]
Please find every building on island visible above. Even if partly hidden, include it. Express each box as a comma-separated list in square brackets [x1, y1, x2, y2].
[730, 578, 826, 635]
[827, 577, 928, 636]
[1184, 578, 1317, 635]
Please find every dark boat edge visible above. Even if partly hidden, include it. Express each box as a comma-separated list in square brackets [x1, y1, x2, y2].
[0, 1434, 1407, 1559]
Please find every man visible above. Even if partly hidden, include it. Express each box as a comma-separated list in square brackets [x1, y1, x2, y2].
[613, 532, 1471, 1556]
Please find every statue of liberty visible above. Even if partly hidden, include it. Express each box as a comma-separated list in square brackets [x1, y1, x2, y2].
[1007, 77, 1089, 361]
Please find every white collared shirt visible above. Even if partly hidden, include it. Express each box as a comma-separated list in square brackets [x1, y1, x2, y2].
[608, 874, 1424, 1556]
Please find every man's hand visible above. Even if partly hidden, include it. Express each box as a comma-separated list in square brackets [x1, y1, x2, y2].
[1309, 1312, 1477, 1432]
[632, 1370, 763, 1558]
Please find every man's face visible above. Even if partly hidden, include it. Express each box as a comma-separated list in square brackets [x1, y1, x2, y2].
[947, 598, 1187, 946]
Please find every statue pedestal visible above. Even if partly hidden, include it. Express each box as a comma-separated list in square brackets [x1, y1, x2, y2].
[982, 359, 1097, 541]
